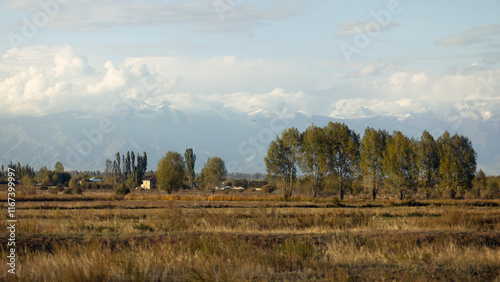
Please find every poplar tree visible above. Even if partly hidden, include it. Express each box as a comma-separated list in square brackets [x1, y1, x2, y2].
[417, 130, 440, 198]
[265, 128, 300, 199]
[360, 127, 388, 200]
[324, 122, 360, 201]
[384, 131, 417, 200]
[299, 125, 327, 199]
[266, 138, 292, 198]
[54, 161, 64, 173]
[281, 127, 301, 198]
[157, 151, 185, 194]
[185, 148, 196, 189]
[437, 131, 476, 198]
[473, 169, 487, 198]
[199, 156, 227, 193]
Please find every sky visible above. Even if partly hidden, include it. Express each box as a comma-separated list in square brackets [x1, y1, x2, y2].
[1, 1, 499, 157]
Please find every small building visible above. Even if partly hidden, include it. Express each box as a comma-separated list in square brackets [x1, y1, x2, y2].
[141, 176, 157, 190]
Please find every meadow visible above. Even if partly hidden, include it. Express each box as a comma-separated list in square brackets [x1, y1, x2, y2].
[1, 186, 500, 281]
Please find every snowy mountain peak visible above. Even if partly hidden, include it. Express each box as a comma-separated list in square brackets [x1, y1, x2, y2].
[330, 104, 377, 119]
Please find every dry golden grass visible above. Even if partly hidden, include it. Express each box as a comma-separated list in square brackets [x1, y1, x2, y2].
[0, 191, 499, 281]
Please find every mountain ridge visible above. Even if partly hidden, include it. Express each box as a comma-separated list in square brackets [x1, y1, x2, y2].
[1, 108, 499, 175]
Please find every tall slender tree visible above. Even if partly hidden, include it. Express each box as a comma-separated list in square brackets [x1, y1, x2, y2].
[280, 127, 301, 199]
[324, 122, 360, 201]
[360, 127, 388, 200]
[437, 131, 477, 198]
[122, 154, 126, 182]
[131, 151, 136, 183]
[265, 137, 295, 199]
[384, 131, 417, 200]
[104, 159, 113, 184]
[417, 130, 440, 198]
[126, 151, 131, 179]
[185, 148, 196, 189]
[115, 153, 121, 183]
[473, 169, 487, 198]
[299, 125, 327, 199]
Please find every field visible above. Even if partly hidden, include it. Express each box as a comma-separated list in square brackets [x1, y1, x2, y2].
[1, 187, 500, 281]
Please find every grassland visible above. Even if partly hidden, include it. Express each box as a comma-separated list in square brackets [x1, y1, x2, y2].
[1, 186, 500, 281]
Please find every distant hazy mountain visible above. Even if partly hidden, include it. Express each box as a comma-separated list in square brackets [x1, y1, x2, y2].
[1, 105, 499, 175]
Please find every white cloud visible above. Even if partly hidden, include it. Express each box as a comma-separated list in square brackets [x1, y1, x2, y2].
[87, 61, 127, 94]
[2, 0, 304, 33]
[0, 46, 176, 117]
[1, 46, 499, 123]
[436, 25, 500, 47]
[336, 20, 397, 36]
[125, 55, 305, 95]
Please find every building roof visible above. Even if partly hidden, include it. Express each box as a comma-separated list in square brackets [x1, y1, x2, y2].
[143, 176, 156, 182]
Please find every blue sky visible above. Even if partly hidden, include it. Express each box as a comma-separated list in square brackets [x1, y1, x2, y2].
[1, 0, 499, 119]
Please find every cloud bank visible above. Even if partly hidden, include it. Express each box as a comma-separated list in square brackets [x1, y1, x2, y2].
[1, 46, 499, 122]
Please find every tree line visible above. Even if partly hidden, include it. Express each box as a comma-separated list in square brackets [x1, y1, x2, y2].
[156, 148, 228, 194]
[0, 161, 72, 187]
[265, 122, 481, 200]
[104, 151, 148, 188]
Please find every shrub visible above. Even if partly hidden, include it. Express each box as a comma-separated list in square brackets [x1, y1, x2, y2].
[72, 186, 83, 195]
[330, 196, 341, 207]
[115, 184, 130, 195]
[261, 184, 277, 194]
[39, 186, 49, 191]
[63, 187, 72, 194]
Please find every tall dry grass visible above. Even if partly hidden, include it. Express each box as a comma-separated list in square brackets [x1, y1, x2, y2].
[0, 196, 499, 280]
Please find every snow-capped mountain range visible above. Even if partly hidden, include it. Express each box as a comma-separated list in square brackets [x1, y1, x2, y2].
[1, 104, 499, 175]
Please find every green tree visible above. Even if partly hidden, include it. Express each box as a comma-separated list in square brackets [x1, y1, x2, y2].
[54, 161, 64, 173]
[51, 174, 60, 185]
[384, 131, 417, 200]
[115, 183, 130, 195]
[125, 151, 131, 179]
[157, 151, 186, 194]
[136, 152, 148, 186]
[473, 169, 487, 198]
[360, 127, 388, 200]
[37, 166, 48, 183]
[69, 177, 79, 189]
[299, 125, 327, 199]
[115, 152, 122, 184]
[281, 127, 301, 198]
[416, 130, 440, 198]
[265, 136, 297, 199]
[437, 131, 477, 198]
[104, 159, 113, 184]
[185, 148, 196, 189]
[199, 156, 227, 193]
[131, 151, 136, 183]
[42, 175, 52, 186]
[324, 122, 360, 201]
[21, 175, 33, 186]
[200, 157, 227, 193]
[485, 180, 499, 199]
